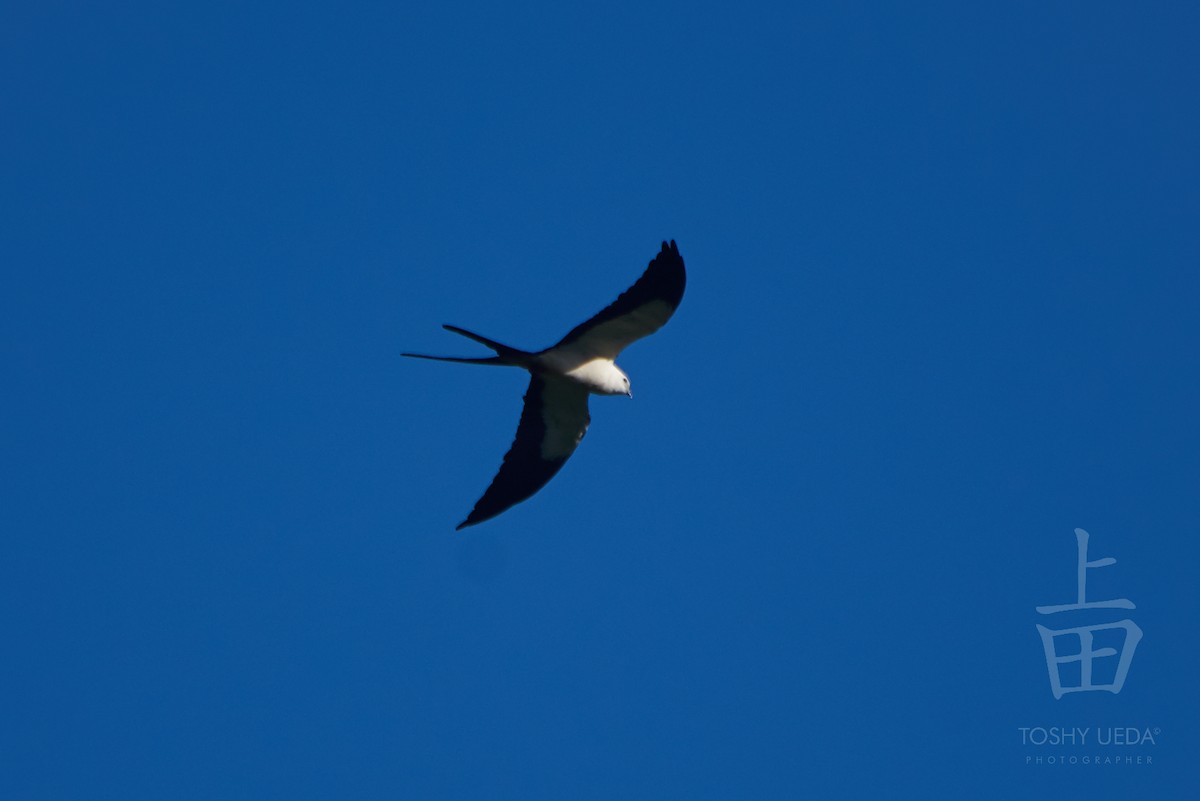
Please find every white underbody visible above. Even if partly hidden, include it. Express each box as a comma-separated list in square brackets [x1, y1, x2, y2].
[537, 352, 629, 396]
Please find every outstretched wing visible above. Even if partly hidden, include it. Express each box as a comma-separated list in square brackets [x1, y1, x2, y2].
[457, 374, 591, 529]
[549, 240, 686, 361]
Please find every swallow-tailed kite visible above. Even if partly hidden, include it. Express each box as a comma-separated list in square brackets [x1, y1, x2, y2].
[403, 240, 686, 529]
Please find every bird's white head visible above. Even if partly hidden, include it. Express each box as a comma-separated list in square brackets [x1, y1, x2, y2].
[618, 368, 632, 398]
[601, 364, 632, 397]
[598, 363, 632, 397]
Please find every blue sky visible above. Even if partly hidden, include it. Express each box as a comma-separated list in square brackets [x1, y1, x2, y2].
[3, 1, 1198, 798]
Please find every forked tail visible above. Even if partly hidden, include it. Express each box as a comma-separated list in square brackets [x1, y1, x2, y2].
[401, 325, 533, 366]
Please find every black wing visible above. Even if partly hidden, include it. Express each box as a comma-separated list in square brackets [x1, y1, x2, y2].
[549, 240, 686, 360]
[457, 374, 591, 529]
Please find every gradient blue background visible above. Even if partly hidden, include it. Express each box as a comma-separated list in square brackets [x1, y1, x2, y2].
[3, 2, 1197, 798]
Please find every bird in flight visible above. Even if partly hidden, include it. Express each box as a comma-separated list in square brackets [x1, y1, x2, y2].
[404, 240, 687, 529]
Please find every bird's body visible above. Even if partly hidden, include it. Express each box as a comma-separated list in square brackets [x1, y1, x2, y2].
[404, 240, 686, 529]
[545, 355, 630, 396]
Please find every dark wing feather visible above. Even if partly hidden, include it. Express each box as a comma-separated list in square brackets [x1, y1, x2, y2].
[457, 375, 590, 529]
[550, 240, 686, 360]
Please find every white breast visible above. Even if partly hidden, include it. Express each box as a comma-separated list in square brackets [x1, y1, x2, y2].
[539, 353, 626, 395]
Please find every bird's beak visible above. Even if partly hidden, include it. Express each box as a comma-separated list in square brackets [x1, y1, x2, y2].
[626, 390, 633, 398]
